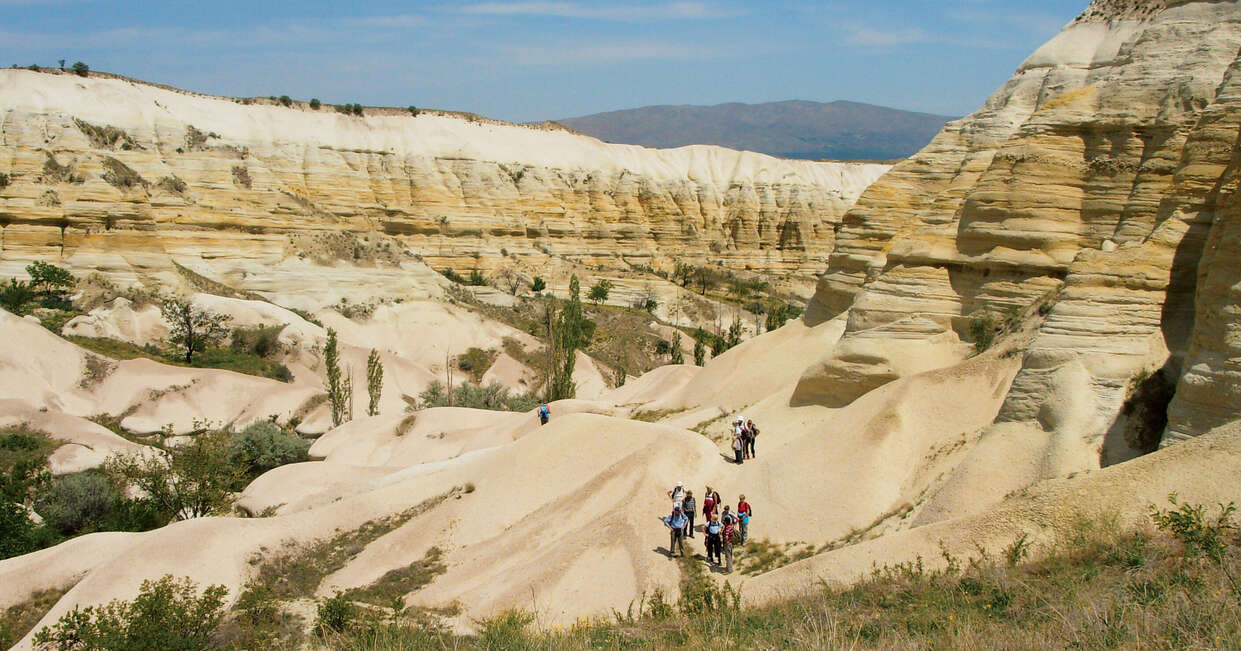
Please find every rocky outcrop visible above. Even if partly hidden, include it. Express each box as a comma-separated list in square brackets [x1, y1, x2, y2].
[0, 70, 888, 304]
[797, 0, 1241, 469]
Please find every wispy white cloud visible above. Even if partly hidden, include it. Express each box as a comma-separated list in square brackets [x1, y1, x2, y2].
[459, 1, 731, 21]
[843, 25, 934, 47]
[487, 37, 721, 65]
[840, 20, 1027, 51]
[0, 13, 426, 51]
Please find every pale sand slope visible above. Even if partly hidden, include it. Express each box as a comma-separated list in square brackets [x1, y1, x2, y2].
[5, 304, 1233, 644]
[743, 421, 1241, 604]
[5, 413, 729, 647]
[0, 70, 889, 193]
[5, 320, 1024, 644]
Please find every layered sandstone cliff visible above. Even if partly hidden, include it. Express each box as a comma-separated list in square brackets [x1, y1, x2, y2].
[796, 0, 1241, 487]
[0, 70, 888, 305]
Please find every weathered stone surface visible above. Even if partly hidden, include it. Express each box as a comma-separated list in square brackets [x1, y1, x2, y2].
[0, 69, 888, 304]
[797, 0, 1241, 468]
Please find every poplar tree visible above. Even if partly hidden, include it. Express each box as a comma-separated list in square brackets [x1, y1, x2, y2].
[546, 275, 586, 401]
[366, 349, 384, 417]
[323, 329, 352, 427]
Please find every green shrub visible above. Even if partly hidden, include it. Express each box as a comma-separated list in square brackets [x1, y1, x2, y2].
[475, 610, 534, 649]
[230, 324, 283, 358]
[0, 279, 34, 315]
[408, 105, 419, 116]
[440, 268, 467, 284]
[71, 61, 88, 77]
[588, 279, 613, 304]
[467, 268, 488, 286]
[416, 380, 539, 413]
[26, 261, 74, 298]
[227, 422, 309, 482]
[0, 500, 41, 559]
[310, 98, 321, 110]
[278, 95, 292, 107]
[969, 312, 997, 353]
[36, 472, 118, 536]
[314, 592, 357, 634]
[104, 428, 241, 520]
[531, 277, 546, 293]
[33, 575, 227, 651]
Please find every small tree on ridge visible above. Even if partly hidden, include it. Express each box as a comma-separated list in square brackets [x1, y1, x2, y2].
[161, 297, 231, 364]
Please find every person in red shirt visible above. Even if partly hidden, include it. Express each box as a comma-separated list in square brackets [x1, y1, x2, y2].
[737, 495, 752, 544]
[702, 485, 718, 521]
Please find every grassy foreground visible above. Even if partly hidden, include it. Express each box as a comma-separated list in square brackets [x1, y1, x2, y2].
[18, 500, 1241, 649]
[319, 509, 1241, 649]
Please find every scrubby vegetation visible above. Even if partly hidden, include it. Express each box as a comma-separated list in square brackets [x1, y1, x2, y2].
[321, 500, 1241, 648]
[0, 427, 165, 561]
[455, 346, 497, 384]
[19, 497, 1241, 649]
[100, 156, 148, 189]
[34, 575, 227, 651]
[1, 418, 310, 562]
[226, 421, 310, 481]
[416, 380, 540, 413]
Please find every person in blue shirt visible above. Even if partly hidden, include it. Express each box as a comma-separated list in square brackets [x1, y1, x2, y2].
[538, 403, 550, 425]
[664, 505, 688, 557]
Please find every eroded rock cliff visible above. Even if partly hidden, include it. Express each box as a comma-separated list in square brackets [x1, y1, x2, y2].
[796, 0, 1241, 483]
[0, 70, 888, 305]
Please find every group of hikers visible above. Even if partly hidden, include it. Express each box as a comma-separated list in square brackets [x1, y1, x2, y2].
[730, 417, 758, 464]
[663, 481, 753, 573]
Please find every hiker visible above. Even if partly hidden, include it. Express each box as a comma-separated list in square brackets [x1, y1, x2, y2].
[703, 486, 720, 522]
[737, 494, 752, 544]
[668, 481, 685, 509]
[704, 513, 723, 564]
[731, 420, 745, 464]
[682, 490, 696, 538]
[721, 509, 737, 573]
[538, 403, 550, 425]
[664, 505, 688, 557]
[745, 419, 759, 458]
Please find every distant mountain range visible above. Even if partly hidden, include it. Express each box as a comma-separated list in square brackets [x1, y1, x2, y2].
[557, 100, 956, 161]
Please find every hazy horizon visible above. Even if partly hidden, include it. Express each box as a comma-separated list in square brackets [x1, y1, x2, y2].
[1, 0, 1088, 123]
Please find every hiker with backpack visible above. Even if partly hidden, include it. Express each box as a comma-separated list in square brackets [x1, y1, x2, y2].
[703, 486, 720, 522]
[538, 403, 550, 425]
[704, 513, 723, 565]
[668, 481, 685, 509]
[737, 494, 752, 544]
[745, 419, 759, 458]
[682, 490, 696, 538]
[664, 505, 688, 557]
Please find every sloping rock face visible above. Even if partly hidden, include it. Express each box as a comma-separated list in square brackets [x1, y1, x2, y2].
[0, 70, 888, 300]
[797, 0, 1241, 466]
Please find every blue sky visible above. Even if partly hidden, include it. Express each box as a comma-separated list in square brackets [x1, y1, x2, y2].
[1, 0, 1089, 122]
